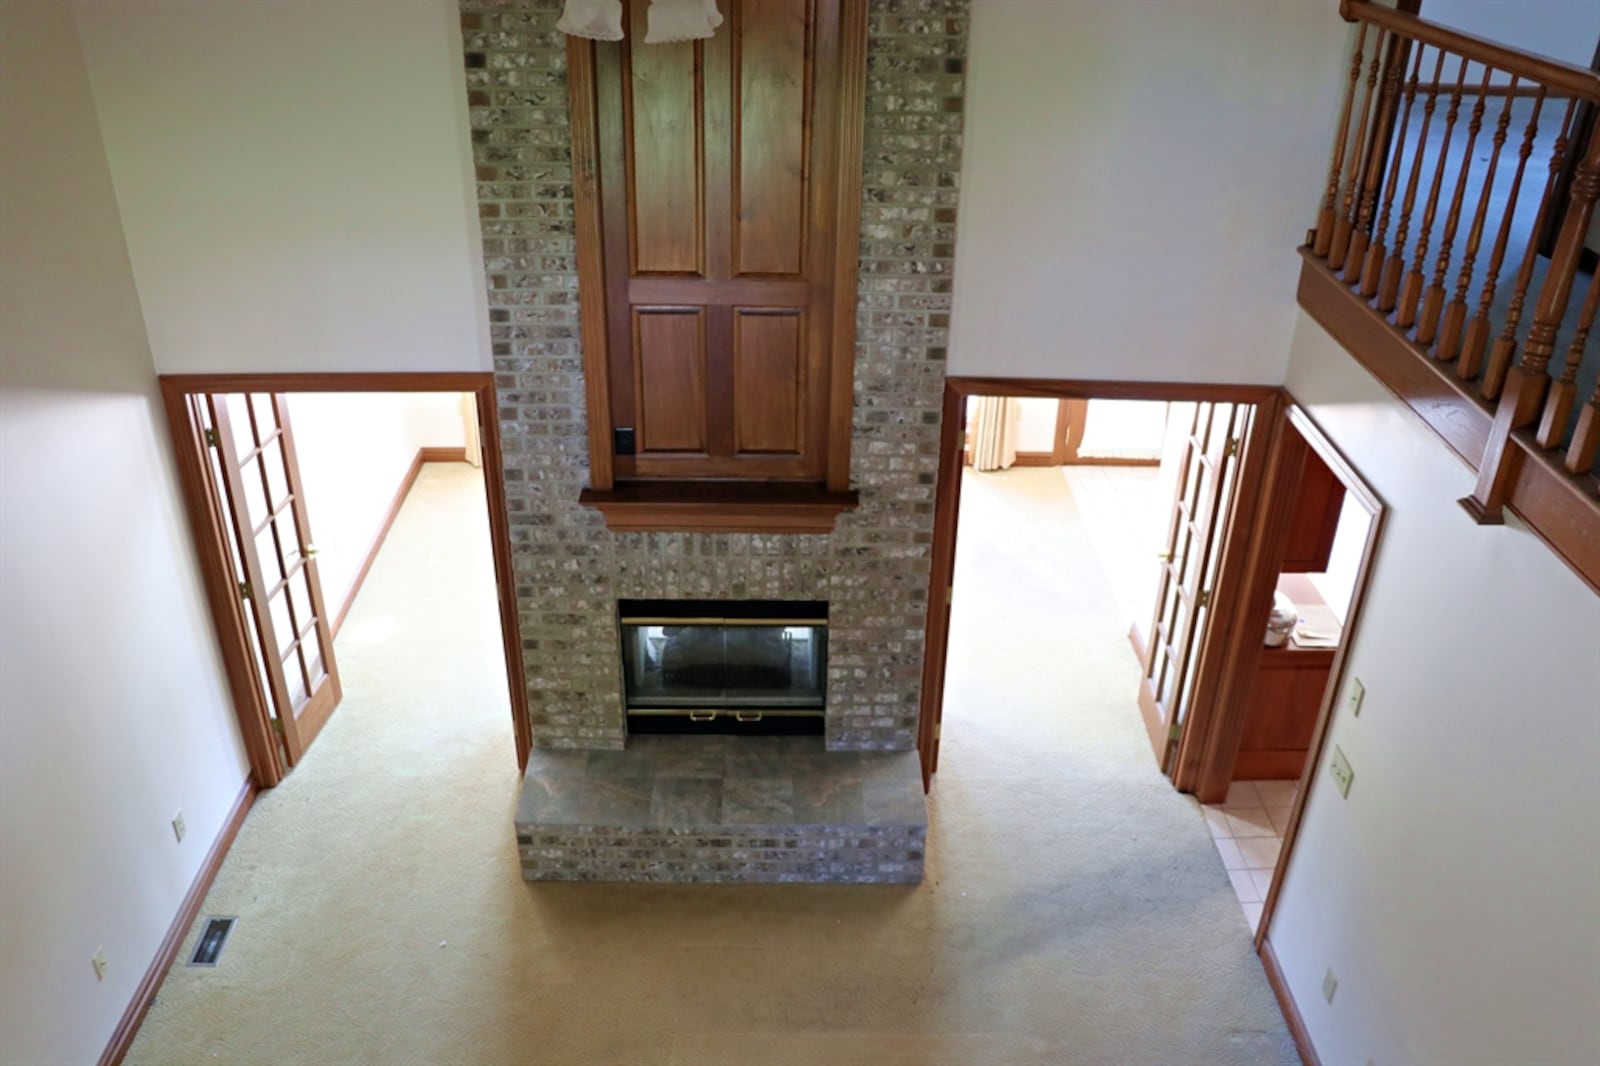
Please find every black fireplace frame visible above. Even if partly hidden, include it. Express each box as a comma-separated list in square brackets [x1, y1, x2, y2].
[618, 599, 828, 736]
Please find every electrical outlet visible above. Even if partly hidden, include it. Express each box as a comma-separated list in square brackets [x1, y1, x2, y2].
[1322, 967, 1338, 1004]
[91, 948, 108, 981]
[172, 809, 186, 844]
[1346, 676, 1366, 717]
[1329, 745, 1355, 798]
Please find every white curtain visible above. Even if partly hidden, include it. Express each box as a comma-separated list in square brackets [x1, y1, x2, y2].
[970, 396, 1021, 472]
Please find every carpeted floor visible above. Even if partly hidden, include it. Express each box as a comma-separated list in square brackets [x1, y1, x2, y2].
[126, 463, 1295, 1065]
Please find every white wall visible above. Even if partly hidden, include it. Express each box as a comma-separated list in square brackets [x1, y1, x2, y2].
[1419, 0, 1599, 68]
[71, 0, 489, 375]
[1270, 311, 1600, 1065]
[286, 393, 470, 619]
[0, 4, 250, 1062]
[949, 0, 1350, 383]
[1014, 397, 1059, 453]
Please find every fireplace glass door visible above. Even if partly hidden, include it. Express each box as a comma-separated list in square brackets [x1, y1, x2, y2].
[620, 601, 827, 733]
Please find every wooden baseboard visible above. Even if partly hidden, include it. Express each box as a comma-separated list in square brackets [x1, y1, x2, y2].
[100, 778, 257, 1066]
[1062, 455, 1162, 467]
[1258, 936, 1320, 1066]
[1012, 451, 1058, 467]
[331, 447, 468, 635]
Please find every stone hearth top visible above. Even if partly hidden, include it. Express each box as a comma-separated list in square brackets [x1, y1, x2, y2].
[516, 736, 926, 831]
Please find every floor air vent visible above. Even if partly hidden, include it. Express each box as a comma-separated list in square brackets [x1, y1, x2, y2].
[186, 916, 237, 967]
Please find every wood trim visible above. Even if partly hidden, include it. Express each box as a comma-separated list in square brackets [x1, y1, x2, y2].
[579, 481, 859, 533]
[1060, 455, 1162, 468]
[159, 373, 532, 777]
[826, 0, 869, 492]
[567, 37, 616, 492]
[99, 778, 256, 1066]
[1011, 451, 1058, 467]
[1252, 408, 1386, 940]
[1297, 252, 1491, 468]
[159, 384, 285, 787]
[1299, 253, 1599, 594]
[1342, 0, 1600, 101]
[946, 377, 1283, 405]
[920, 378, 1281, 792]
[1171, 391, 1286, 794]
[156, 373, 495, 394]
[331, 447, 470, 637]
[1258, 935, 1321, 1066]
[919, 382, 966, 789]
[471, 387, 532, 771]
[1502, 432, 1600, 596]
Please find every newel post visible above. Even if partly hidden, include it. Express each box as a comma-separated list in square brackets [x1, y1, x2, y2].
[1460, 119, 1600, 524]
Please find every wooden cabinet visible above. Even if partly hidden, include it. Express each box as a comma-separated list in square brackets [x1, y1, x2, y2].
[1232, 575, 1341, 780]
[568, 0, 867, 526]
[1280, 438, 1345, 572]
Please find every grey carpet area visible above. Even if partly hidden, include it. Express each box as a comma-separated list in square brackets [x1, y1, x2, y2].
[126, 463, 1296, 1066]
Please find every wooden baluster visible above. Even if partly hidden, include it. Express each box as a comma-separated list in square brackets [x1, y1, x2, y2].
[1420, 65, 1493, 350]
[1316, 24, 1371, 259]
[1462, 122, 1600, 523]
[1362, 47, 1425, 299]
[1481, 100, 1578, 401]
[1567, 379, 1600, 477]
[1398, 56, 1469, 331]
[1457, 87, 1546, 382]
[1537, 270, 1597, 450]
[1380, 48, 1449, 312]
[1345, 31, 1412, 285]
[1332, 29, 1389, 272]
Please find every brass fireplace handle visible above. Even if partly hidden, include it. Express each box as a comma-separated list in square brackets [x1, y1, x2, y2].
[734, 712, 763, 723]
[689, 711, 717, 723]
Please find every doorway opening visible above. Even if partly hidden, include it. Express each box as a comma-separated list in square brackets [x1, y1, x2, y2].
[921, 380, 1386, 953]
[159, 374, 528, 789]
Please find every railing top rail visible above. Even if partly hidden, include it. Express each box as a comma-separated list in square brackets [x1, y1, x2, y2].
[1341, 0, 1600, 102]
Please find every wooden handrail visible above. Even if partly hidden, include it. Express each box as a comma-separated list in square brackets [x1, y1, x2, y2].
[1340, 0, 1600, 102]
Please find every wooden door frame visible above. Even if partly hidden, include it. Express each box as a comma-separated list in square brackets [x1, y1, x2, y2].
[919, 377, 1283, 791]
[159, 372, 531, 788]
[1241, 406, 1386, 951]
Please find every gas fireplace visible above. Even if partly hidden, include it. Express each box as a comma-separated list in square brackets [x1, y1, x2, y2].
[619, 600, 827, 736]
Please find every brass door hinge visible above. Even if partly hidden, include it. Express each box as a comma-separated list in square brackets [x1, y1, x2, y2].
[1168, 720, 1183, 742]
[933, 722, 942, 741]
[238, 581, 254, 601]
[1225, 437, 1240, 457]
[205, 428, 219, 448]
[1197, 589, 1211, 609]
[270, 718, 284, 735]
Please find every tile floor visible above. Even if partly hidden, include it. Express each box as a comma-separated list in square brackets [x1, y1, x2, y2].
[1202, 778, 1298, 932]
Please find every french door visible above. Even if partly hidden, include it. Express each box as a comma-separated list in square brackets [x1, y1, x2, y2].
[194, 392, 341, 765]
[1137, 401, 1252, 772]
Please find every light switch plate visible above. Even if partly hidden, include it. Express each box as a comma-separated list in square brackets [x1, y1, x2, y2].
[1347, 676, 1366, 717]
[1329, 745, 1355, 798]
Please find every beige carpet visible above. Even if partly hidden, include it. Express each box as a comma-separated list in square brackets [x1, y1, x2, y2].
[127, 464, 1295, 1065]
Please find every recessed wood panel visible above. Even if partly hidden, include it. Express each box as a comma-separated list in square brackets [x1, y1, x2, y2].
[627, 18, 702, 275]
[735, 0, 811, 276]
[635, 309, 707, 453]
[734, 310, 803, 454]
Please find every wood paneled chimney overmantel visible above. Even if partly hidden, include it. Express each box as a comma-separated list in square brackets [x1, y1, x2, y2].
[566, 0, 869, 533]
